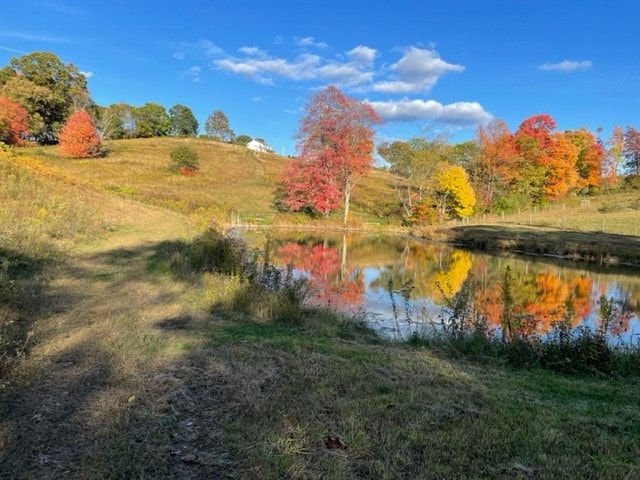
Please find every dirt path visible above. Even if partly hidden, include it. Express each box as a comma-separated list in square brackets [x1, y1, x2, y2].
[0, 199, 227, 478]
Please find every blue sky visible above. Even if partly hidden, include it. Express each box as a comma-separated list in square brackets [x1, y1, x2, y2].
[1, 0, 638, 156]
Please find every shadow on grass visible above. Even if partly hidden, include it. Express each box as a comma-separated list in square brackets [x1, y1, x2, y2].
[0, 246, 49, 375]
[1, 236, 639, 479]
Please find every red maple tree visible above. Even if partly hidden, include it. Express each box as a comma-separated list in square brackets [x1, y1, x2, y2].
[58, 110, 100, 158]
[281, 86, 381, 224]
[0, 96, 30, 145]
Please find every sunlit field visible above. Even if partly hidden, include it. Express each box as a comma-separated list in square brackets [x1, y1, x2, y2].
[1, 140, 639, 478]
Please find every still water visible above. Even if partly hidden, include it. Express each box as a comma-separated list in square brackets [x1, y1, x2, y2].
[242, 231, 640, 345]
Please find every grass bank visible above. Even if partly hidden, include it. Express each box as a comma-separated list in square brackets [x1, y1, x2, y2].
[440, 224, 640, 267]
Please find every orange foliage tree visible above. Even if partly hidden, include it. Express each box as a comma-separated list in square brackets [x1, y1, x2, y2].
[58, 109, 100, 158]
[566, 128, 604, 192]
[0, 96, 30, 145]
[514, 114, 588, 201]
[474, 119, 520, 208]
[543, 132, 579, 199]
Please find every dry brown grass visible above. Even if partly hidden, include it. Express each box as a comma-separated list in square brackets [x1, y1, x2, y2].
[21, 137, 399, 228]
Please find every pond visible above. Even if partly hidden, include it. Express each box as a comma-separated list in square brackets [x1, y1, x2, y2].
[241, 230, 640, 346]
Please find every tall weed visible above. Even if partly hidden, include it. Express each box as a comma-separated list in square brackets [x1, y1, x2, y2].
[162, 229, 310, 323]
[402, 268, 640, 376]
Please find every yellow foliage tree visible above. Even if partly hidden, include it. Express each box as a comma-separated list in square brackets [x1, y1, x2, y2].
[434, 165, 476, 219]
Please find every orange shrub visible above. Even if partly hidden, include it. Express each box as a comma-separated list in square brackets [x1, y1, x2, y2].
[58, 110, 100, 158]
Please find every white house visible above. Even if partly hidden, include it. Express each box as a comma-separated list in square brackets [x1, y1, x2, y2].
[246, 139, 273, 153]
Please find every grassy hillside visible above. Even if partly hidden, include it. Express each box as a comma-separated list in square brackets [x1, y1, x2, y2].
[20, 137, 400, 228]
[20, 136, 640, 234]
[1, 140, 639, 478]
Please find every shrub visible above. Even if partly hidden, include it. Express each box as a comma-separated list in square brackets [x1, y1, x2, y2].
[58, 110, 101, 158]
[169, 146, 199, 173]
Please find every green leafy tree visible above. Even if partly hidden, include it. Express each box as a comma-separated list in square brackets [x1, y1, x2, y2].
[378, 136, 448, 222]
[378, 140, 418, 219]
[1, 52, 91, 142]
[205, 109, 234, 142]
[234, 134, 252, 145]
[168, 104, 198, 136]
[169, 146, 199, 172]
[133, 103, 170, 137]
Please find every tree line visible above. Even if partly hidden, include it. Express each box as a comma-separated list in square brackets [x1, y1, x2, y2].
[0, 51, 251, 147]
[378, 116, 640, 219]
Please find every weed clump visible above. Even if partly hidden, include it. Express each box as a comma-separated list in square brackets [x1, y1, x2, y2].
[164, 229, 309, 323]
[399, 272, 640, 377]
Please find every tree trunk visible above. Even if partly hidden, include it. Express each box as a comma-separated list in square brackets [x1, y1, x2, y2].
[343, 182, 351, 226]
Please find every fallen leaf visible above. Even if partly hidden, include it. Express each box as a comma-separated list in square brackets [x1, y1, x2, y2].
[127, 395, 136, 403]
[181, 454, 197, 463]
[324, 436, 347, 450]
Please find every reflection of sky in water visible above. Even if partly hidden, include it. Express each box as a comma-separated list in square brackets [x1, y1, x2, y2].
[360, 267, 446, 341]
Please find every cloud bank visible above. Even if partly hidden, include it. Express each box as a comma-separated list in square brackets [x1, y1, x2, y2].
[174, 37, 491, 129]
[368, 98, 492, 126]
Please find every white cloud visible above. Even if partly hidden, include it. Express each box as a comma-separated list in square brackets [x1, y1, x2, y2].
[0, 29, 75, 44]
[373, 47, 464, 93]
[238, 46, 268, 57]
[79, 70, 93, 79]
[214, 48, 374, 88]
[539, 60, 593, 72]
[295, 36, 328, 49]
[367, 98, 492, 126]
[179, 65, 201, 82]
[347, 45, 377, 66]
[215, 54, 321, 84]
[173, 40, 471, 102]
[317, 63, 374, 87]
[197, 39, 223, 56]
[175, 39, 223, 57]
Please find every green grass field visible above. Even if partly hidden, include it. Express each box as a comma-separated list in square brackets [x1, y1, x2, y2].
[1, 139, 639, 478]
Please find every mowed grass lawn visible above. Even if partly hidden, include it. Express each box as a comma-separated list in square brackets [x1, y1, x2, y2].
[1, 141, 639, 478]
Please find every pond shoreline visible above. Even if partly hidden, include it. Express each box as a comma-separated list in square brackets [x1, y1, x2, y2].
[235, 222, 640, 268]
[413, 224, 640, 268]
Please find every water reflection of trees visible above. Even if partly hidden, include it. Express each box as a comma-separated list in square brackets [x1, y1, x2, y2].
[265, 233, 639, 338]
[276, 235, 365, 312]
